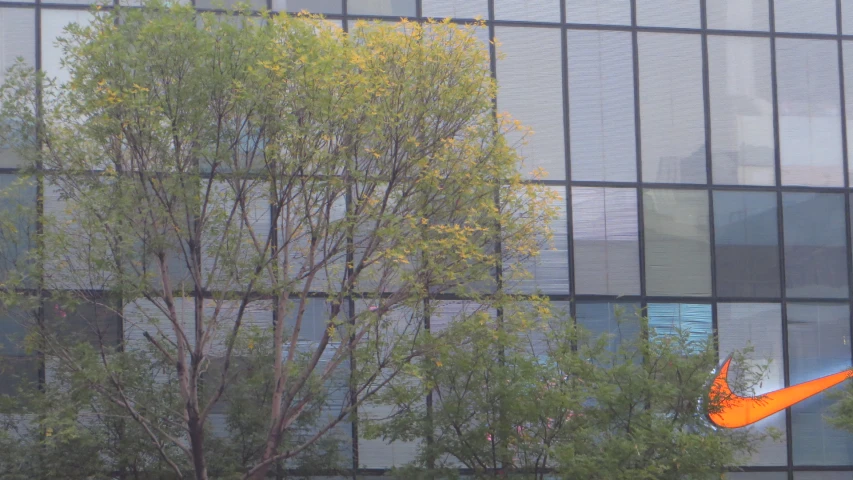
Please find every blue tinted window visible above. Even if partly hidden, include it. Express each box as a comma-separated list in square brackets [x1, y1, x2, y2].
[782, 193, 848, 298]
[647, 303, 712, 346]
[713, 191, 780, 298]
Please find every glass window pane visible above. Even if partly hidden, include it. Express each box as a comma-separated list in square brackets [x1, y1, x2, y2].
[572, 187, 640, 295]
[196, 0, 266, 9]
[494, 0, 560, 22]
[496, 27, 565, 180]
[565, 0, 630, 25]
[41, 10, 93, 85]
[507, 186, 568, 294]
[0, 307, 29, 356]
[647, 303, 712, 345]
[0, 356, 38, 397]
[844, 0, 853, 34]
[726, 474, 788, 480]
[708, 36, 774, 186]
[643, 189, 712, 297]
[788, 303, 853, 466]
[273, 0, 342, 13]
[0, 8, 35, 84]
[46, 298, 122, 349]
[713, 191, 780, 298]
[348, 0, 416, 16]
[795, 473, 853, 480]
[717, 303, 786, 466]
[576, 302, 640, 353]
[568, 30, 636, 182]
[776, 39, 843, 186]
[774, 0, 837, 34]
[636, 0, 699, 28]
[782, 193, 848, 299]
[422, 0, 486, 18]
[0, 175, 35, 285]
[706, 0, 769, 30]
[0, 9, 35, 167]
[639, 33, 706, 184]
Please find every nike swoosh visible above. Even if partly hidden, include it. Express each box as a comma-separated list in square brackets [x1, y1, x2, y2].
[708, 356, 853, 429]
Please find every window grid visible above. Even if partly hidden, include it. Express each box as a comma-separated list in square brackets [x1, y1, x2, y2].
[4, 0, 853, 476]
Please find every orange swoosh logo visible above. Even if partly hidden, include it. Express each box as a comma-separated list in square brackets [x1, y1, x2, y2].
[708, 356, 853, 429]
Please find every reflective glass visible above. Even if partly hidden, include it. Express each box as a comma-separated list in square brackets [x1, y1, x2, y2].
[788, 303, 853, 466]
[643, 189, 712, 297]
[782, 193, 848, 299]
[774, 0, 837, 34]
[572, 187, 640, 295]
[647, 303, 712, 345]
[575, 302, 640, 353]
[568, 30, 636, 182]
[706, 0, 769, 30]
[717, 303, 786, 466]
[708, 36, 774, 186]
[273, 0, 342, 13]
[422, 0, 486, 19]
[508, 186, 569, 294]
[348, 0, 416, 16]
[496, 27, 565, 180]
[713, 191, 780, 298]
[776, 39, 843, 187]
[639, 33, 706, 184]
[636, 0, 699, 28]
[494, 0, 560, 22]
[565, 0, 630, 25]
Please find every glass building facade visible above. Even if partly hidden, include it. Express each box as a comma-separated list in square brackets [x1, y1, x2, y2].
[3, 0, 853, 477]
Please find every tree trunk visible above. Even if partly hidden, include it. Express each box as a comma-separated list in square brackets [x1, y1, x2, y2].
[188, 412, 209, 480]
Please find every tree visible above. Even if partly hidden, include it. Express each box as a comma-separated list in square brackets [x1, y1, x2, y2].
[0, 2, 556, 479]
[367, 300, 774, 480]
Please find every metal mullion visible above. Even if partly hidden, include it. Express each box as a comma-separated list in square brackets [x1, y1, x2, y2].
[630, 0, 646, 325]
[837, 0, 853, 403]
[559, 0, 576, 328]
[699, 0, 719, 359]
[767, 0, 794, 475]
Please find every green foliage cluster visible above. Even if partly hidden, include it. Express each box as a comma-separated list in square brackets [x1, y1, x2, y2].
[366, 300, 774, 480]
